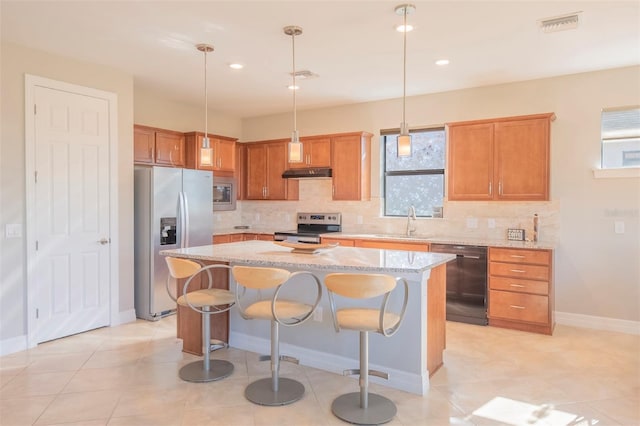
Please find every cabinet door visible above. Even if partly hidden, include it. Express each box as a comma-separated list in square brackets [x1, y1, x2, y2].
[245, 144, 267, 199]
[289, 137, 331, 168]
[155, 131, 185, 167]
[332, 134, 369, 200]
[215, 139, 236, 172]
[494, 118, 549, 201]
[265, 142, 288, 199]
[134, 126, 154, 164]
[235, 143, 245, 200]
[447, 123, 494, 201]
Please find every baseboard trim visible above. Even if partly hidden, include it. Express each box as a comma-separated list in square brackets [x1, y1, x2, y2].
[0, 335, 28, 357]
[113, 309, 137, 326]
[555, 311, 640, 335]
[229, 331, 427, 395]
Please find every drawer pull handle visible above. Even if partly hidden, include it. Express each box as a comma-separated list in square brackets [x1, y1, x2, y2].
[510, 255, 526, 258]
[510, 269, 526, 273]
[510, 284, 525, 288]
[510, 305, 525, 309]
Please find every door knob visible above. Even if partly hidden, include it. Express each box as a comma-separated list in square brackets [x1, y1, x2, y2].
[98, 238, 110, 245]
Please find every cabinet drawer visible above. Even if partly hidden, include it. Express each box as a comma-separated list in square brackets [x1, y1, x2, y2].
[490, 261, 549, 280]
[489, 276, 548, 295]
[489, 248, 550, 265]
[489, 290, 548, 324]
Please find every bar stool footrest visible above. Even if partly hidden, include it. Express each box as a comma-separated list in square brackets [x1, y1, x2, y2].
[178, 359, 234, 383]
[331, 392, 397, 425]
[342, 369, 389, 380]
[245, 377, 305, 406]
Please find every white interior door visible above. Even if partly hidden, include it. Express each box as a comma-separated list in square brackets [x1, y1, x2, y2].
[32, 85, 111, 343]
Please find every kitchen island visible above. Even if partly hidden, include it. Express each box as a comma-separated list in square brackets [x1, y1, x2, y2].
[161, 240, 455, 395]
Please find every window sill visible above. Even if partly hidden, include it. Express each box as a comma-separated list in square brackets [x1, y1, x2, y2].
[592, 167, 640, 179]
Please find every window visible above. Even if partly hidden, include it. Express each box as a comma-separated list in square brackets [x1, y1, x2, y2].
[601, 106, 640, 169]
[383, 128, 445, 217]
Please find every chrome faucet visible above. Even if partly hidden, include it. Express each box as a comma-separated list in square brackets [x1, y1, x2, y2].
[406, 205, 417, 236]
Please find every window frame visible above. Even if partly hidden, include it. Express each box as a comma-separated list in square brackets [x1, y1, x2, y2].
[381, 127, 446, 218]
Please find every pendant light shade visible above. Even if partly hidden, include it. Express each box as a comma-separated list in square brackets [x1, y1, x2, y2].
[395, 4, 415, 157]
[284, 25, 304, 163]
[197, 43, 214, 166]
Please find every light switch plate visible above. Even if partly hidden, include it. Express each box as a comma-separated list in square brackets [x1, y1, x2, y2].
[466, 218, 478, 229]
[615, 221, 625, 234]
[5, 223, 22, 238]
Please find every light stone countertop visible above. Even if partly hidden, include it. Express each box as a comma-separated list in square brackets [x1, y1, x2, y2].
[322, 232, 555, 250]
[161, 240, 455, 274]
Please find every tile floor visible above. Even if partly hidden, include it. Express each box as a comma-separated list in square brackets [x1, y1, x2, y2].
[0, 318, 638, 425]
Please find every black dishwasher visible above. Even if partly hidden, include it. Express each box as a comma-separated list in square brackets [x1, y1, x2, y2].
[430, 244, 488, 325]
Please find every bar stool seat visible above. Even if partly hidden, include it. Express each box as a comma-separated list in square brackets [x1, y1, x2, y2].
[165, 257, 235, 383]
[324, 272, 408, 425]
[233, 265, 322, 406]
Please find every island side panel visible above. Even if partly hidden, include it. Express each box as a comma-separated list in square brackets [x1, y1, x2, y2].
[177, 261, 230, 355]
[426, 263, 447, 376]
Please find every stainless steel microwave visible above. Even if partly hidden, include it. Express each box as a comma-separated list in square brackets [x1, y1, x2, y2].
[212, 176, 236, 211]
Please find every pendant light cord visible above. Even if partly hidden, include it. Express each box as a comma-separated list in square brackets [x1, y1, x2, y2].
[204, 48, 208, 143]
[292, 31, 297, 138]
[402, 6, 407, 126]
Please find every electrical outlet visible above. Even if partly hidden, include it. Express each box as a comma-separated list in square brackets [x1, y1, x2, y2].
[488, 218, 496, 229]
[356, 215, 363, 224]
[466, 218, 478, 229]
[313, 306, 323, 322]
[615, 221, 625, 234]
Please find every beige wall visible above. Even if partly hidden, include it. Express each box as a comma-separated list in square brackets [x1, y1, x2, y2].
[241, 66, 640, 322]
[133, 86, 242, 137]
[0, 42, 135, 340]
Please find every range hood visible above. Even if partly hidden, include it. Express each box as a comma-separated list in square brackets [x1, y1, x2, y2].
[282, 167, 332, 179]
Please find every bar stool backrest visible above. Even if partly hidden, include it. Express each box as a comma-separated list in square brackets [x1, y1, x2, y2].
[232, 266, 291, 289]
[166, 257, 202, 279]
[324, 273, 396, 299]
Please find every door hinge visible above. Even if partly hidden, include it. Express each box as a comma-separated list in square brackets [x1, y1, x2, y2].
[34, 104, 37, 115]
[34, 171, 38, 183]
[36, 308, 39, 319]
[35, 240, 39, 251]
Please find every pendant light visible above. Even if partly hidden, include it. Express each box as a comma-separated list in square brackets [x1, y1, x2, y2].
[284, 25, 303, 163]
[197, 43, 214, 166]
[395, 4, 415, 157]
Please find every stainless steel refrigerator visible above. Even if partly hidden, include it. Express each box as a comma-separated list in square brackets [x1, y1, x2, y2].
[134, 166, 214, 320]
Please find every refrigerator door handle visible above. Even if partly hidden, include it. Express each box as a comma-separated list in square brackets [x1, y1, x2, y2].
[177, 192, 187, 248]
[182, 191, 190, 247]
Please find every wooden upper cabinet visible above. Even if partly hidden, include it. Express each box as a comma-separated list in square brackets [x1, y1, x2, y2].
[331, 132, 372, 201]
[447, 123, 494, 201]
[184, 132, 237, 173]
[494, 118, 550, 200]
[134, 125, 184, 167]
[134, 126, 155, 164]
[155, 130, 185, 167]
[288, 136, 331, 169]
[235, 143, 245, 201]
[245, 141, 298, 200]
[447, 113, 554, 201]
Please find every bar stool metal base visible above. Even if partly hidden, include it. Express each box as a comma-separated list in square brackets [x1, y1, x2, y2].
[245, 377, 305, 406]
[179, 359, 234, 383]
[331, 392, 397, 425]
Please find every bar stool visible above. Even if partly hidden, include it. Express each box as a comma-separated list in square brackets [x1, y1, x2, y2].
[165, 257, 235, 383]
[324, 273, 409, 425]
[232, 266, 322, 406]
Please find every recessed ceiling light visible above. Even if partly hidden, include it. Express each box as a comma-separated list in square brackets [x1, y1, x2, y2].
[288, 85, 299, 90]
[435, 59, 449, 66]
[229, 63, 244, 70]
[395, 24, 414, 32]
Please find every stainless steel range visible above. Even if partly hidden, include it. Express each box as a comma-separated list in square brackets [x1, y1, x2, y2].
[274, 212, 342, 244]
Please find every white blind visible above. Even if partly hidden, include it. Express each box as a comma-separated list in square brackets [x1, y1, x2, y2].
[601, 107, 640, 141]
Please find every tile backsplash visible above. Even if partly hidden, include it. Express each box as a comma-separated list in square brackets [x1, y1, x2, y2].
[214, 179, 558, 243]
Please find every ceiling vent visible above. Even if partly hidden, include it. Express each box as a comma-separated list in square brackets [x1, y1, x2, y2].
[538, 11, 581, 33]
[290, 70, 319, 79]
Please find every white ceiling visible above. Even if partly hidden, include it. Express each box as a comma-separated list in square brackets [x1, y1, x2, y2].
[2, 1, 639, 118]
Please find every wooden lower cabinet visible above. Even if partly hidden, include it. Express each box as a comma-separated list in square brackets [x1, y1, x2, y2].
[488, 247, 554, 335]
[176, 261, 229, 355]
[355, 239, 429, 251]
[213, 233, 273, 244]
[242, 233, 273, 241]
[321, 237, 355, 247]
